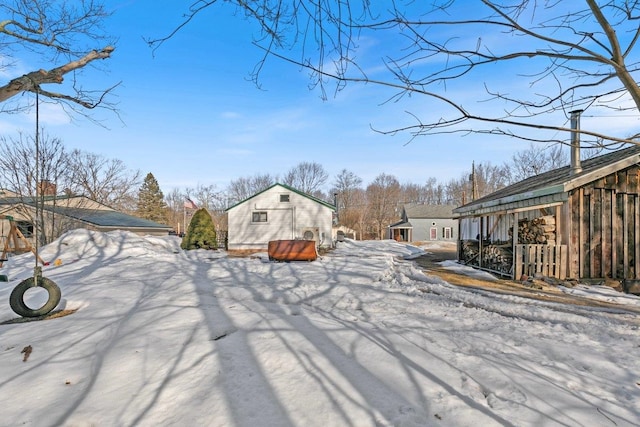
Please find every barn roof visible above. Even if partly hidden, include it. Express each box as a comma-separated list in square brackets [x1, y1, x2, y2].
[454, 144, 640, 216]
[225, 182, 336, 211]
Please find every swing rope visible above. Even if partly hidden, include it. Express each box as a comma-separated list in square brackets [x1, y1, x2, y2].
[34, 85, 41, 283]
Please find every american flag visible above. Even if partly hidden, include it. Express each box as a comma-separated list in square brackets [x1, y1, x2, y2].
[184, 198, 198, 209]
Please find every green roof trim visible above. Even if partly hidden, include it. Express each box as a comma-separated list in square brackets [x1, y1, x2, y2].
[225, 182, 337, 211]
[454, 144, 640, 216]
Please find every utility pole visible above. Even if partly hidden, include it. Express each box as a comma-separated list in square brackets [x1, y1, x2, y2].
[470, 161, 478, 201]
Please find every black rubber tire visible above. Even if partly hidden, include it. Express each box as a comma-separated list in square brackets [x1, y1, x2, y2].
[10, 277, 61, 318]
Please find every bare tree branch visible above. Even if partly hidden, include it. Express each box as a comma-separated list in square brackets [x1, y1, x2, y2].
[154, 1, 640, 147]
[0, 1, 116, 115]
[0, 46, 115, 105]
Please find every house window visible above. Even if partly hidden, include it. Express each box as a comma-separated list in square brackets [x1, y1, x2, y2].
[252, 211, 268, 223]
[280, 194, 290, 202]
[16, 221, 34, 238]
[430, 227, 437, 240]
[443, 227, 452, 239]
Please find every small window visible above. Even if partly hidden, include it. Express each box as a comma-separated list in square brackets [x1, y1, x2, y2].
[443, 227, 452, 239]
[252, 211, 268, 223]
[430, 227, 437, 240]
[280, 194, 290, 202]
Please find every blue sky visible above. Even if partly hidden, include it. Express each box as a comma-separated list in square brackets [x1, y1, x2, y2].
[2, 1, 638, 194]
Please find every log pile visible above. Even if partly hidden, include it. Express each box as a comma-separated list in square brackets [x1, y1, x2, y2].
[480, 245, 512, 274]
[509, 215, 556, 245]
[461, 240, 479, 263]
[461, 241, 512, 274]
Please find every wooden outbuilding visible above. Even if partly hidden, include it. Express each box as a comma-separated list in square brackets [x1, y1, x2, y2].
[454, 144, 640, 287]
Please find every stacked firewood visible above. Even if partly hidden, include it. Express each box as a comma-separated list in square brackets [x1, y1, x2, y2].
[460, 240, 513, 273]
[461, 240, 479, 262]
[480, 245, 512, 273]
[508, 215, 556, 244]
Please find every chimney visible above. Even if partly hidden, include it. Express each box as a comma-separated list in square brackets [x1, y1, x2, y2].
[570, 110, 583, 175]
[37, 180, 57, 196]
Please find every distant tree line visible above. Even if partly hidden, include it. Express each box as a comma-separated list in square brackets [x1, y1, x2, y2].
[165, 143, 603, 240]
[0, 131, 604, 241]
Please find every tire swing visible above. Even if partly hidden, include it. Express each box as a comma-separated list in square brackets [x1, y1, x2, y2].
[7, 85, 61, 318]
[10, 268, 61, 317]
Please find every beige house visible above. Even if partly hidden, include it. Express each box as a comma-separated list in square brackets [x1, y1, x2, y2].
[0, 189, 172, 252]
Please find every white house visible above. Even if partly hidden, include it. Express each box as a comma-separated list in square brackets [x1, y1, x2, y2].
[226, 183, 336, 252]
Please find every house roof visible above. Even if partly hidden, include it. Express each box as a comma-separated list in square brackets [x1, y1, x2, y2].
[389, 220, 412, 229]
[0, 196, 171, 231]
[403, 204, 456, 219]
[225, 182, 337, 211]
[44, 206, 172, 230]
[454, 144, 640, 216]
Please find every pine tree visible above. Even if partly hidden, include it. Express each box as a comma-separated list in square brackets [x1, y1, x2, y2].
[181, 208, 217, 250]
[136, 173, 168, 224]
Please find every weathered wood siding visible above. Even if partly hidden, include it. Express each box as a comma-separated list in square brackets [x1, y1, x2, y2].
[514, 244, 568, 280]
[569, 165, 640, 280]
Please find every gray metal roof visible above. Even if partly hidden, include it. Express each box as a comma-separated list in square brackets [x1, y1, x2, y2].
[0, 196, 171, 231]
[389, 220, 413, 228]
[45, 206, 172, 229]
[454, 144, 640, 216]
[403, 204, 456, 219]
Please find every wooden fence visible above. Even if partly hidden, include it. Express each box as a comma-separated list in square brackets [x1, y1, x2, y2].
[513, 244, 568, 280]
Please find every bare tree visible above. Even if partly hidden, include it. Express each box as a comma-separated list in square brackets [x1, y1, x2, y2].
[507, 143, 569, 183]
[331, 168, 362, 218]
[165, 188, 185, 233]
[226, 173, 276, 205]
[0, 0, 117, 114]
[400, 183, 427, 205]
[422, 177, 447, 205]
[157, 1, 640, 149]
[366, 173, 401, 240]
[65, 150, 142, 212]
[0, 131, 69, 244]
[349, 188, 369, 240]
[282, 161, 328, 195]
[445, 161, 510, 206]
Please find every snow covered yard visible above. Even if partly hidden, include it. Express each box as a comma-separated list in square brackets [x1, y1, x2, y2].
[0, 231, 638, 426]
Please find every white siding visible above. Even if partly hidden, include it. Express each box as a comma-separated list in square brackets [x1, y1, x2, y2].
[228, 185, 334, 250]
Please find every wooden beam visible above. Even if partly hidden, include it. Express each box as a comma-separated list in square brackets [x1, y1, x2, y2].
[512, 212, 519, 280]
[589, 191, 596, 278]
[611, 190, 617, 279]
[600, 188, 606, 278]
[636, 195, 640, 279]
[623, 193, 629, 279]
[478, 216, 484, 269]
[579, 188, 584, 279]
